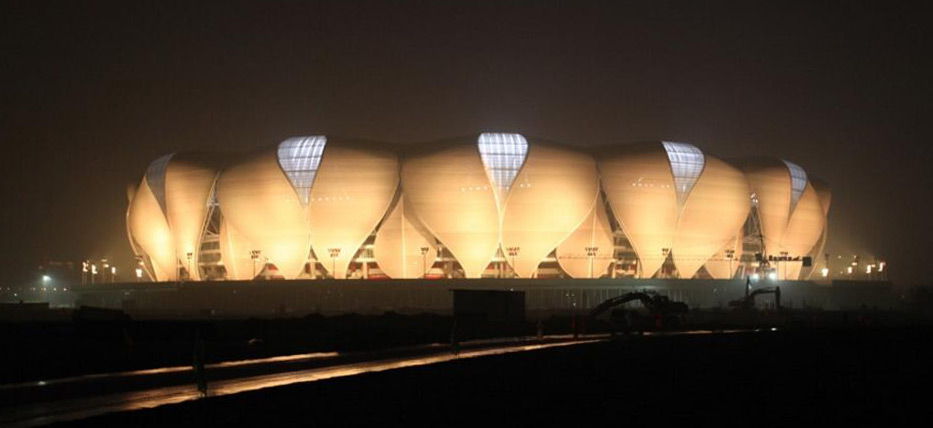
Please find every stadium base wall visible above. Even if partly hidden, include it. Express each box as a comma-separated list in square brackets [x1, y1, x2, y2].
[73, 278, 896, 320]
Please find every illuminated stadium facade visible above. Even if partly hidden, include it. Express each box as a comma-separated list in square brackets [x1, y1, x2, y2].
[126, 134, 831, 283]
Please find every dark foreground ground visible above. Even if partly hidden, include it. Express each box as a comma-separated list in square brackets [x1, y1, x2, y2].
[55, 326, 932, 427]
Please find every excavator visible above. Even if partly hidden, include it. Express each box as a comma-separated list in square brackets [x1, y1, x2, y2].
[728, 278, 782, 311]
[588, 291, 689, 333]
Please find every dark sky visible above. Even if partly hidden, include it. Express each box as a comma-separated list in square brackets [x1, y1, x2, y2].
[1, 1, 930, 285]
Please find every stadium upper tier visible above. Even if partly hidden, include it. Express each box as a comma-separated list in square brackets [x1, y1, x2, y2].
[126, 134, 831, 282]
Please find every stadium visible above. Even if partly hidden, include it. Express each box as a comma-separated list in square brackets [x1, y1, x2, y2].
[126, 133, 830, 284]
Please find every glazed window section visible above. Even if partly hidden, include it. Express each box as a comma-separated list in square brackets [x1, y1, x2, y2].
[277, 136, 327, 205]
[477, 133, 528, 198]
[783, 160, 808, 213]
[146, 153, 174, 215]
[662, 141, 704, 208]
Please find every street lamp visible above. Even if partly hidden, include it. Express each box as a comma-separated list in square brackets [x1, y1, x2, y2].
[327, 248, 341, 279]
[420, 246, 430, 278]
[779, 251, 789, 280]
[586, 246, 599, 279]
[90, 264, 98, 285]
[186, 252, 194, 281]
[506, 247, 520, 278]
[725, 249, 735, 278]
[110, 266, 116, 283]
[250, 250, 262, 279]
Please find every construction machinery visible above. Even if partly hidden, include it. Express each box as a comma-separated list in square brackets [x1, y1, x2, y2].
[729, 283, 782, 311]
[588, 291, 689, 332]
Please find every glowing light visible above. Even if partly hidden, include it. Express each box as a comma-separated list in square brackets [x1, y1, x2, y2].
[41, 275, 51, 283]
[820, 268, 829, 277]
[750, 273, 760, 281]
[277, 136, 327, 205]
[662, 141, 704, 208]
[767, 272, 777, 281]
[477, 133, 528, 200]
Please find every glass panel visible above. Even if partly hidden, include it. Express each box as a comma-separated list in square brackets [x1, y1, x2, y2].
[477, 133, 528, 201]
[146, 153, 174, 215]
[783, 160, 807, 214]
[662, 141, 704, 208]
[277, 136, 327, 205]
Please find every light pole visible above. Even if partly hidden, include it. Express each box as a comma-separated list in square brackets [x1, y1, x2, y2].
[725, 249, 735, 279]
[328, 248, 341, 279]
[134, 255, 144, 282]
[82, 261, 89, 285]
[420, 246, 430, 278]
[110, 266, 116, 284]
[507, 246, 520, 278]
[186, 252, 194, 281]
[250, 250, 262, 279]
[586, 246, 599, 279]
[90, 264, 97, 285]
[779, 251, 789, 280]
[661, 248, 670, 278]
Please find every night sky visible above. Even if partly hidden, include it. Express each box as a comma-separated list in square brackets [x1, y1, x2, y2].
[1, 1, 930, 285]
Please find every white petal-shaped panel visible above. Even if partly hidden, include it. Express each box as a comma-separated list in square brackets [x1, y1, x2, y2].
[165, 154, 219, 281]
[672, 156, 750, 279]
[373, 196, 438, 279]
[740, 159, 791, 258]
[401, 142, 499, 278]
[501, 143, 599, 278]
[216, 148, 311, 279]
[219, 217, 257, 280]
[308, 143, 399, 279]
[556, 194, 615, 278]
[477, 133, 528, 210]
[127, 177, 176, 281]
[599, 144, 678, 278]
[782, 182, 825, 260]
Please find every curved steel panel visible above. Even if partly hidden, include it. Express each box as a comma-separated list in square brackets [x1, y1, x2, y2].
[672, 156, 750, 279]
[811, 178, 832, 216]
[501, 143, 599, 278]
[704, 228, 744, 280]
[127, 177, 176, 281]
[556, 194, 615, 278]
[216, 148, 311, 279]
[782, 182, 825, 260]
[308, 143, 399, 279]
[165, 155, 219, 281]
[740, 159, 791, 258]
[598, 144, 678, 278]
[373, 196, 438, 279]
[219, 217, 258, 280]
[401, 142, 499, 278]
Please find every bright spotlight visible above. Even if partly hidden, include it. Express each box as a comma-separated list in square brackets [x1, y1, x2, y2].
[750, 273, 760, 281]
[41, 275, 51, 283]
[767, 272, 778, 281]
[820, 268, 829, 278]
